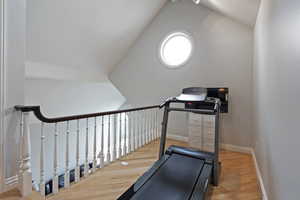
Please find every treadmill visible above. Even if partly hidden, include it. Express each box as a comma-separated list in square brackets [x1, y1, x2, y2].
[118, 87, 229, 200]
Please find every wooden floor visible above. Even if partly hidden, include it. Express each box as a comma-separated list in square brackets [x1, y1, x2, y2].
[0, 139, 261, 200]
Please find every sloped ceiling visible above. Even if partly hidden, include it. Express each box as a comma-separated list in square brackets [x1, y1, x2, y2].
[199, 0, 261, 27]
[173, 0, 260, 27]
[26, 0, 260, 82]
[26, 0, 167, 81]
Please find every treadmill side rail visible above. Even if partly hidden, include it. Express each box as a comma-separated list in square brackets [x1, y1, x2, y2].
[189, 164, 212, 200]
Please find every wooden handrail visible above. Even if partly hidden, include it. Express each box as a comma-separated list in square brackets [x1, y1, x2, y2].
[15, 105, 160, 123]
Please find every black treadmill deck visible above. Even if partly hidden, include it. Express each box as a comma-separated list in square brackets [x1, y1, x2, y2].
[118, 146, 213, 200]
[132, 154, 204, 200]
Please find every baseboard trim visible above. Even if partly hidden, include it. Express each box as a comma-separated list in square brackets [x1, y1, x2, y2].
[221, 143, 252, 154]
[167, 135, 252, 154]
[251, 149, 268, 200]
[3, 175, 18, 193]
[167, 134, 189, 142]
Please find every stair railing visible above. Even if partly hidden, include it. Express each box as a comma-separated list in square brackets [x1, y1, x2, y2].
[15, 105, 161, 197]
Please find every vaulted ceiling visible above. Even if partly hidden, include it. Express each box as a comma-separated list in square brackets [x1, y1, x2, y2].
[26, 0, 167, 81]
[26, 0, 260, 82]
[172, 0, 260, 27]
[198, 0, 260, 27]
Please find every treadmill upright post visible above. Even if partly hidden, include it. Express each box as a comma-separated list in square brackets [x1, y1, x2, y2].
[159, 102, 170, 159]
[212, 101, 220, 186]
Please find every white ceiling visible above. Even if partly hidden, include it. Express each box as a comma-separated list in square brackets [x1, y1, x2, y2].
[173, 0, 260, 27]
[26, 0, 167, 81]
[199, 0, 261, 27]
[26, 0, 260, 82]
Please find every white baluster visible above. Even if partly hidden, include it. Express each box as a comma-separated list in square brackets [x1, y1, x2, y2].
[139, 111, 143, 147]
[145, 111, 148, 145]
[18, 112, 23, 184]
[84, 119, 89, 177]
[139, 112, 142, 147]
[139, 112, 142, 148]
[133, 111, 137, 150]
[112, 115, 117, 161]
[65, 121, 70, 188]
[146, 110, 150, 144]
[106, 115, 111, 164]
[75, 120, 80, 182]
[154, 110, 156, 140]
[148, 110, 152, 143]
[149, 110, 152, 143]
[158, 109, 161, 139]
[53, 123, 59, 193]
[127, 113, 130, 153]
[149, 110, 153, 142]
[124, 113, 128, 155]
[92, 117, 97, 173]
[156, 109, 159, 139]
[155, 109, 158, 139]
[144, 111, 148, 144]
[119, 113, 123, 158]
[151, 109, 155, 142]
[142, 111, 146, 146]
[128, 112, 132, 153]
[154, 110, 157, 140]
[18, 112, 32, 197]
[137, 111, 140, 149]
[98, 116, 105, 168]
[130, 112, 134, 152]
[39, 123, 45, 196]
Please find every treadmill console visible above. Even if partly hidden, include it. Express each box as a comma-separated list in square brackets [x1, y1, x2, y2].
[185, 88, 229, 113]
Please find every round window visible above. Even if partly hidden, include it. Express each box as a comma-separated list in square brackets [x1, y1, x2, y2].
[160, 32, 193, 68]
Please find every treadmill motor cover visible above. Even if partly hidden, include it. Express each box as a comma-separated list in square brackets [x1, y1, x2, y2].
[181, 87, 229, 113]
[176, 87, 207, 102]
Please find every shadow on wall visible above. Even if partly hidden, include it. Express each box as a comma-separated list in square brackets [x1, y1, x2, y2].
[25, 79, 126, 120]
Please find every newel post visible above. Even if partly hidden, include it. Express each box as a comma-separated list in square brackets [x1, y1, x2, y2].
[18, 112, 32, 196]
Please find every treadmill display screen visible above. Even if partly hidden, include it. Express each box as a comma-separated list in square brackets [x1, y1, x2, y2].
[185, 88, 229, 113]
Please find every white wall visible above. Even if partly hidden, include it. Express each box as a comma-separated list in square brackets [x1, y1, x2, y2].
[24, 0, 166, 120]
[0, 0, 26, 192]
[25, 79, 125, 118]
[0, 0, 4, 191]
[24, 0, 168, 124]
[253, 0, 300, 199]
[25, 0, 162, 171]
[25, 0, 169, 187]
[110, 1, 254, 147]
[26, 0, 167, 81]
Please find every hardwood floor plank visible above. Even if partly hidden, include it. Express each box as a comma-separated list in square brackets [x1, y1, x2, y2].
[0, 139, 262, 200]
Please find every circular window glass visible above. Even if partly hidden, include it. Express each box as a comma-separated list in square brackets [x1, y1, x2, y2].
[160, 32, 193, 68]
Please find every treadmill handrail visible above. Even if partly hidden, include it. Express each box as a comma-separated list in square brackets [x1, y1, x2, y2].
[158, 97, 221, 161]
[159, 97, 221, 110]
[167, 107, 216, 115]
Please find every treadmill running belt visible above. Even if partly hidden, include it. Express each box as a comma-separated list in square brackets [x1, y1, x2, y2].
[131, 154, 205, 200]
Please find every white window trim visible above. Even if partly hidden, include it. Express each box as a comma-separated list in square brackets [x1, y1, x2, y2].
[159, 31, 194, 69]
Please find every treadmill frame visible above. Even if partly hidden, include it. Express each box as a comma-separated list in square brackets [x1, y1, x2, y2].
[117, 98, 221, 200]
[159, 99, 221, 186]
